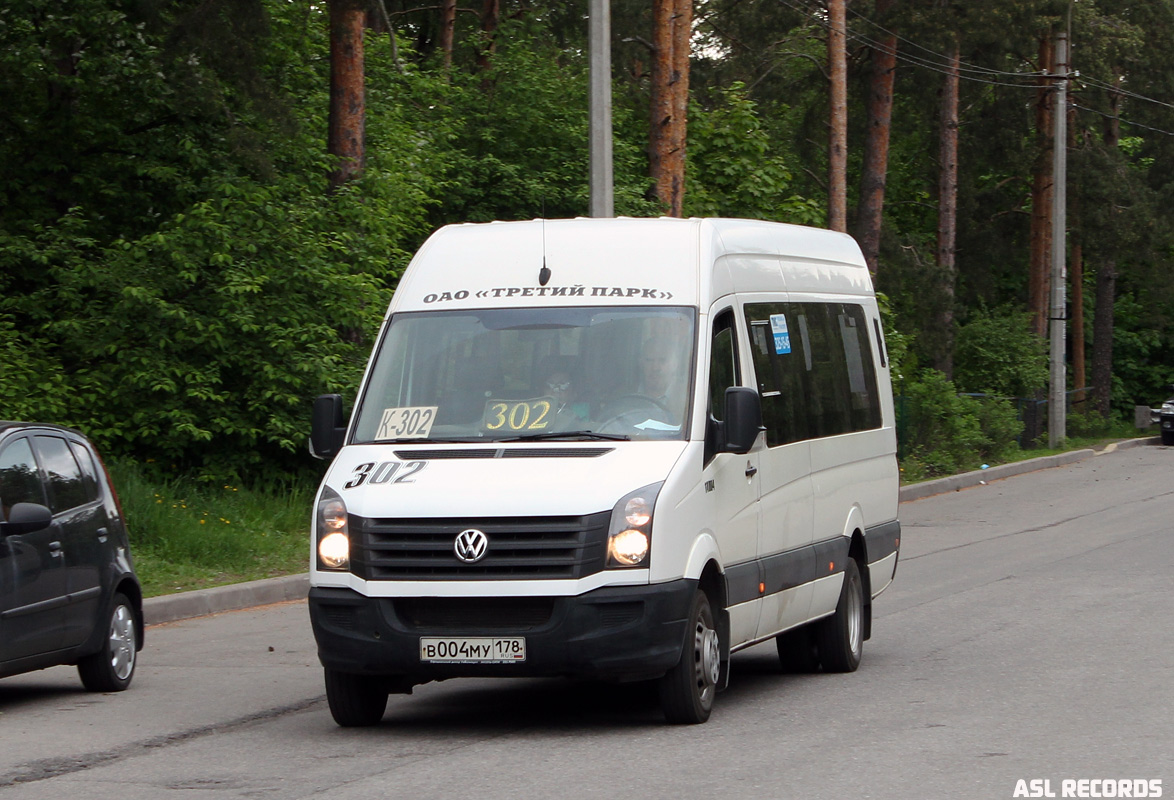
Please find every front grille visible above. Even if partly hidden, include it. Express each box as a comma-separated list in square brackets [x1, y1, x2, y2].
[354, 511, 611, 580]
[395, 597, 555, 631]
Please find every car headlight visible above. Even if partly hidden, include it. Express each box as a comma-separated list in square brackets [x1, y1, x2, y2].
[1162, 403, 1174, 414]
[316, 486, 350, 570]
[607, 483, 662, 568]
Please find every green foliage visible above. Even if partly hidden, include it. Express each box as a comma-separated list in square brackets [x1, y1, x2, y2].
[684, 84, 822, 224]
[953, 307, 1048, 397]
[107, 457, 312, 596]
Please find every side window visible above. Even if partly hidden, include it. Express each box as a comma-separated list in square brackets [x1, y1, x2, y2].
[708, 310, 740, 421]
[33, 436, 89, 513]
[0, 438, 46, 517]
[746, 301, 882, 446]
[69, 441, 102, 503]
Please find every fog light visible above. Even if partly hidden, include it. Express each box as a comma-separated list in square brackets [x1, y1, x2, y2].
[608, 529, 649, 566]
[318, 532, 350, 569]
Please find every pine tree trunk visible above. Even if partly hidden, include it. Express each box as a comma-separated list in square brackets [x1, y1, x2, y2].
[856, 0, 897, 278]
[650, 0, 690, 216]
[827, 0, 847, 232]
[934, 40, 960, 379]
[1071, 239, 1085, 405]
[440, 0, 456, 73]
[476, 0, 500, 75]
[328, 0, 365, 191]
[1092, 83, 1122, 417]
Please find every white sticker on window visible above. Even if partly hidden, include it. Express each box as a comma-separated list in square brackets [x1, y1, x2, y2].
[375, 406, 438, 440]
[770, 314, 792, 355]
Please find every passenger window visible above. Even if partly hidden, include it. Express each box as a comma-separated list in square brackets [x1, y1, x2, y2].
[70, 441, 102, 503]
[745, 301, 881, 446]
[0, 438, 46, 516]
[33, 436, 89, 513]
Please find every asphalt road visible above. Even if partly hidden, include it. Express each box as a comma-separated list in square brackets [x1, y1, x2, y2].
[1, 444, 1171, 800]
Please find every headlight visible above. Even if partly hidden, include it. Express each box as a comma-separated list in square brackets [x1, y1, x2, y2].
[316, 487, 350, 571]
[1162, 403, 1174, 413]
[607, 483, 662, 568]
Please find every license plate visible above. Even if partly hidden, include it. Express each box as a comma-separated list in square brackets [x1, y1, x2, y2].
[419, 637, 526, 663]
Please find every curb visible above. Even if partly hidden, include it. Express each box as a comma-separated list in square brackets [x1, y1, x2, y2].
[143, 572, 309, 626]
[142, 437, 1159, 625]
[898, 435, 1158, 503]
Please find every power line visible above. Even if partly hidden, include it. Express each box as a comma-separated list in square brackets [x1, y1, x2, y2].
[1072, 103, 1174, 137]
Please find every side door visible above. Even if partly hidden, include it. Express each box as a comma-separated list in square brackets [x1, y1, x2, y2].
[742, 300, 817, 639]
[0, 436, 66, 662]
[33, 435, 105, 648]
[700, 306, 762, 647]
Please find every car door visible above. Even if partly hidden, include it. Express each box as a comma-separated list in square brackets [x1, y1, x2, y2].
[701, 307, 762, 647]
[32, 435, 105, 649]
[0, 435, 66, 662]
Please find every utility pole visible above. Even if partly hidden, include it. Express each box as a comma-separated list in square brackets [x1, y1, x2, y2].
[588, 0, 614, 218]
[1048, 30, 1068, 448]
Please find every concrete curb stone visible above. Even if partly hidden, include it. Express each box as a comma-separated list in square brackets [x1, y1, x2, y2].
[142, 437, 1160, 626]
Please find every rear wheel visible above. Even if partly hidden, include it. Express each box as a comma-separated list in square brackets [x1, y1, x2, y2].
[324, 669, 388, 727]
[78, 593, 137, 692]
[816, 559, 864, 673]
[659, 589, 721, 724]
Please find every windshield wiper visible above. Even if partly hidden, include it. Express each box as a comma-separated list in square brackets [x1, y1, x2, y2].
[498, 430, 630, 442]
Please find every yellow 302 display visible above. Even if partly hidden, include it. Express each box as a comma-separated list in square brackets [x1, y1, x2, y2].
[481, 397, 554, 431]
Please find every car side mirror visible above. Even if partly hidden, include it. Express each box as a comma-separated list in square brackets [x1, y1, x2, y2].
[723, 387, 765, 454]
[1, 502, 53, 536]
[310, 394, 348, 460]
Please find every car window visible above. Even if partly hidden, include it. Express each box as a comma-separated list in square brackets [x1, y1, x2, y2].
[33, 435, 89, 513]
[0, 437, 46, 516]
[69, 440, 101, 503]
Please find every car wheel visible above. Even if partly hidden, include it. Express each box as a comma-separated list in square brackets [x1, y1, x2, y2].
[325, 668, 389, 727]
[659, 589, 721, 724]
[816, 559, 864, 673]
[776, 624, 820, 673]
[78, 593, 137, 692]
[1162, 429, 1174, 446]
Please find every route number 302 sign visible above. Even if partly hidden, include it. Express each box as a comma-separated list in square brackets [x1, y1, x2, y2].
[375, 406, 437, 440]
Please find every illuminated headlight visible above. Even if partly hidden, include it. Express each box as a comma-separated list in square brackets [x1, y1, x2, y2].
[1163, 403, 1174, 413]
[607, 483, 662, 568]
[316, 487, 350, 571]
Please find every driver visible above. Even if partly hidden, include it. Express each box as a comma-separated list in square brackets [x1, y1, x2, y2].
[635, 335, 683, 419]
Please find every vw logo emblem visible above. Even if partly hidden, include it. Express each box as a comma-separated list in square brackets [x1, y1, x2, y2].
[454, 529, 489, 563]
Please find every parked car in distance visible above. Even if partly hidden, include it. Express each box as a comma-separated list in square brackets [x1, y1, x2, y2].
[1155, 388, 1174, 446]
[0, 422, 143, 690]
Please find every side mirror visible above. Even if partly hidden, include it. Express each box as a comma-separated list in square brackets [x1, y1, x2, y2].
[310, 394, 348, 460]
[723, 387, 765, 454]
[1, 502, 53, 536]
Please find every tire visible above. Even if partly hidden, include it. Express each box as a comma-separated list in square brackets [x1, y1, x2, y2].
[325, 668, 388, 727]
[815, 559, 864, 673]
[78, 593, 137, 692]
[1162, 428, 1174, 446]
[659, 589, 721, 724]
[775, 624, 819, 673]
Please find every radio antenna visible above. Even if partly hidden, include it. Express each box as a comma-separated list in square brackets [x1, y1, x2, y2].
[539, 202, 551, 286]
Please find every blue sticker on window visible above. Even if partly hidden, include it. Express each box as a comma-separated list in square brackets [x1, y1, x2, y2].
[770, 314, 791, 355]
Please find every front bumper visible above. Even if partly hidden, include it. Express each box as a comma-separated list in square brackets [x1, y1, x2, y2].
[308, 580, 697, 685]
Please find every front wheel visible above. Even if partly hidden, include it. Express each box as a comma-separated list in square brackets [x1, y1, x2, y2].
[816, 559, 864, 673]
[78, 593, 138, 692]
[659, 589, 721, 724]
[325, 669, 388, 727]
[1161, 428, 1174, 446]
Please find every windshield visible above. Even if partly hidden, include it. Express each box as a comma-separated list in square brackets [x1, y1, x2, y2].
[352, 306, 696, 443]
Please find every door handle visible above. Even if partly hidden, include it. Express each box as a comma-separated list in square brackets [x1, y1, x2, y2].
[48, 541, 63, 557]
[745, 462, 758, 478]
[97, 526, 108, 543]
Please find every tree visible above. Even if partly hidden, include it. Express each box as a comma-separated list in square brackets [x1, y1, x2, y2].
[328, 0, 366, 189]
[650, 0, 692, 215]
[856, 0, 899, 276]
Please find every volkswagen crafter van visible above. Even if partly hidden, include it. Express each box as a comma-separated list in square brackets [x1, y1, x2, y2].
[308, 217, 900, 726]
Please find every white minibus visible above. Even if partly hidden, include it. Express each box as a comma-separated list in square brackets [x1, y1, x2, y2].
[309, 217, 900, 725]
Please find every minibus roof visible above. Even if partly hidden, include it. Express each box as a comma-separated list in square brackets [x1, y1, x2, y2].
[389, 217, 871, 314]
